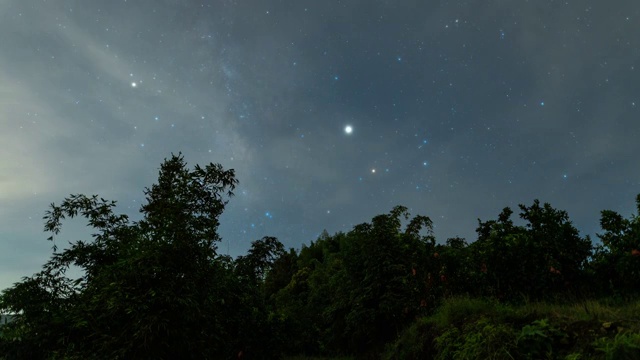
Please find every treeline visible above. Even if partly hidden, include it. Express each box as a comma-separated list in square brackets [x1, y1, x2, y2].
[0, 154, 639, 359]
[260, 197, 640, 358]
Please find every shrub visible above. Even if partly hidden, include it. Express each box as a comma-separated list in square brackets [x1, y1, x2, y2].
[435, 317, 517, 360]
[593, 332, 640, 360]
[517, 319, 568, 359]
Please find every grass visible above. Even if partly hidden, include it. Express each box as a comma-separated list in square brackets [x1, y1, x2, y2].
[428, 296, 505, 328]
[383, 296, 640, 359]
[284, 297, 640, 359]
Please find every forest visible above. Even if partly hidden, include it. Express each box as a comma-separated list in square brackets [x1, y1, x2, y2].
[1, 154, 639, 359]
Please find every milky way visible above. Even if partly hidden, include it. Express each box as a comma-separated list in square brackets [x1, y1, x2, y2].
[1, 0, 639, 290]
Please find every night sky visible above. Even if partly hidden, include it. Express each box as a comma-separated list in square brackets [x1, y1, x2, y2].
[1, 0, 639, 291]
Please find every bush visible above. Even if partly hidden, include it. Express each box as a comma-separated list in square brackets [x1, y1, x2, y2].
[517, 319, 568, 359]
[435, 317, 517, 360]
[593, 333, 640, 360]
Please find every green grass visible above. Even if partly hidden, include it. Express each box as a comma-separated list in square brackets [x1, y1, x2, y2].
[428, 296, 505, 328]
[384, 296, 640, 360]
[279, 298, 640, 359]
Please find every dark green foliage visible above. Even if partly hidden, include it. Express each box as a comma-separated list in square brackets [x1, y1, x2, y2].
[0, 154, 277, 359]
[433, 237, 473, 297]
[236, 236, 286, 285]
[590, 195, 640, 297]
[517, 319, 568, 359]
[386, 296, 640, 360]
[2, 151, 640, 360]
[233, 236, 289, 357]
[472, 200, 593, 301]
[435, 317, 517, 360]
[593, 332, 640, 360]
[264, 248, 298, 300]
[271, 207, 438, 357]
[337, 207, 435, 355]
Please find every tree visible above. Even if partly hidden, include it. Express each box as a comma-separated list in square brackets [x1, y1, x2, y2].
[231, 237, 289, 358]
[472, 200, 592, 301]
[0, 153, 265, 359]
[331, 206, 436, 355]
[236, 236, 286, 286]
[591, 194, 640, 297]
[434, 237, 474, 297]
[264, 248, 298, 301]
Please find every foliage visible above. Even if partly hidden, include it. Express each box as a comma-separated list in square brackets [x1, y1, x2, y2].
[387, 296, 640, 360]
[0, 154, 277, 359]
[428, 296, 501, 329]
[593, 332, 640, 360]
[517, 319, 568, 359]
[381, 316, 437, 360]
[590, 194, 640, 297]
[236, 236, 286, 285]
[472, 200, 593, 301]
[435, 317, 517, 360]
[2, 152, 640, 359]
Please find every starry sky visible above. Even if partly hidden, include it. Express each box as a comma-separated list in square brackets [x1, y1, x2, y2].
[1, 0, 639, 291]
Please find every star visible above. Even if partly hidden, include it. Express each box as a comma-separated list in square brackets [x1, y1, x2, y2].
[131, 82, 137, 88]
[344, 125, 353, 134]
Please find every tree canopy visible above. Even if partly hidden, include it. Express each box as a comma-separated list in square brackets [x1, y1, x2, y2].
[1, 154, 639, 359]
[0, 154, 274, 359]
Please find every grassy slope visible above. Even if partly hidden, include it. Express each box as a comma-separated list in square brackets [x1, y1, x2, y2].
[383, 297, 640, 359]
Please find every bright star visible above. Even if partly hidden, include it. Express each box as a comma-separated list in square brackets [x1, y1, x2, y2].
[371, 169, 376, 174]
[131, 82, 137, 88]
[344, 125, 353, 134]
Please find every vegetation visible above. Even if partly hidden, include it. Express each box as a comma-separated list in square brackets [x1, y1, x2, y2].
[384, 297, 640, 359]
[1, 154, 640, 359]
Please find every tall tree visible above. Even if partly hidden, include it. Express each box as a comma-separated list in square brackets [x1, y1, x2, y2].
[334, 206, 436, 355]
[0, 153, 260, 359]
[472, 200, 591, 301]
[236, 236, 286, 286]
[592, 194, 640, 297]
